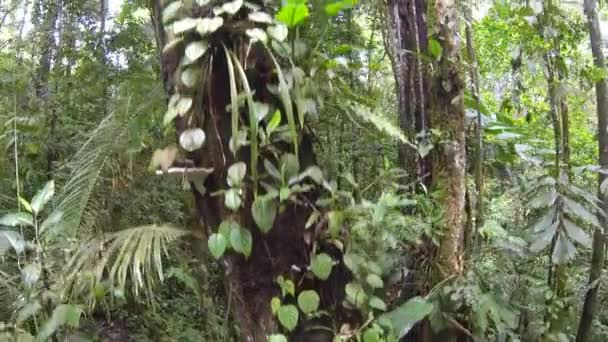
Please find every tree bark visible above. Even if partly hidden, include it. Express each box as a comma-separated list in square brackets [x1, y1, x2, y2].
[576, 1, 608, 340]
[384, 0, 431, 187]
[149, 2, 352, 340]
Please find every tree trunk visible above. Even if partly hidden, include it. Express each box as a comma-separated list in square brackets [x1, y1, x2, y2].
[576, 1, 608, 340]
[149, 2, 352, 340]
[384, 0, 431, 187]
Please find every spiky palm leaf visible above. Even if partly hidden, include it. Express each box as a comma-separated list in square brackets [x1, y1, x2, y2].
[63, 225, 191, 307]
[44, 86, 164, 241]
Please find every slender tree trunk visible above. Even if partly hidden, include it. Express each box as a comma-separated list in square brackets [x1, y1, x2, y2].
[576, 1, 608, 340]
[430, 5, 466, 339]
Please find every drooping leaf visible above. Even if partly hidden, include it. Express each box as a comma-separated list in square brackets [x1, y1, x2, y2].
[552, 232, 576, 264]
[311, 253, 333, 280]
[297, 290, 320, 314]
[530, 220, 559, 253]
[208, 233, 227, 259]
[252, 196, 277, 233]
[0, 230, 26, 255]
[532, 207, 556, 233]
[529, 190, 557, 209]
[563, 219, 592, 248]
[36, 305, 83, 342]
[277, 305, 299, 331]
[31, 180, 55, 214]
[227, 162, 247, 187]
[230, 225, 252, 257]
[379, 296, 434, 339]
[563, 196, 601, 228]
[179, 128, 206, 152]
[19, 197, 32, 213]
[0, 212, 33, 227]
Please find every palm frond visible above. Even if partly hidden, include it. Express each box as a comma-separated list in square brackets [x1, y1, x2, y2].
[44, 86, 164, 241]
[63, 225, 191, 307]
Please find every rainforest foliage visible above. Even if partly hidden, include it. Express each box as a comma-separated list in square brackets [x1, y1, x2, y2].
[1, 0, 608, 341]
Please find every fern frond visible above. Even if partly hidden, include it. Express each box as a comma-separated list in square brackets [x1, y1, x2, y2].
[63, 225, 191, 306]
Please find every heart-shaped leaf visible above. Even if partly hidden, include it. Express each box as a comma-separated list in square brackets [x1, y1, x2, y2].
[224, 188, 242, 210]
[277, 305, 299, 331]
[311, 253, 333, 280]
[230, 225, 252, 257]
[297, 290, 320, 314]
[252, 196, 277, 233]
[227, 162, 247, 187]
[179, 128, 206, 152]
[208, 233, 227, 259]
[246, 28, 268, 43]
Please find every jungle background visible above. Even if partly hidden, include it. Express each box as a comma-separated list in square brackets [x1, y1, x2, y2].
[2, 0, 608, 341]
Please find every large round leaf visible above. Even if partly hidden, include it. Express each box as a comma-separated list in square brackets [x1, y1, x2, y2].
[297, 290, 320, 314]
[311, 253, 333, 280]
[179, 128, 206, 152]
[208, 233, 227, 260]
[277, 305, 299, 331]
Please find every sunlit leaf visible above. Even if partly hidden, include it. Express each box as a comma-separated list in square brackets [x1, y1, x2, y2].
[563, 219, 592, 248]
[276, 2, 309, 27]
[225, 188, 242, 210]
[0, 230, 26, 255]
[267, 24, 288, 42]
[227, 162, 247, 187]
[185, 41, 208, 62]
[529, 190, 557, 209]
[172, 17, 198, 34]
[0, 212, 33, 227]
[196, 17, 224, 36]
[162, 1, 182, 23]
[181, 67, 199, 88]
[249, 11, 273, 24]
[179, 128, 206, 152]
[31, 180, 54, 214]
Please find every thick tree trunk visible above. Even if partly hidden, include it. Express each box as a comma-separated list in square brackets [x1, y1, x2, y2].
[429, 2, 466, 340]
[576, 1, 608, 341]
[150, 2, 352, 340]
[384, 0, 431, 187]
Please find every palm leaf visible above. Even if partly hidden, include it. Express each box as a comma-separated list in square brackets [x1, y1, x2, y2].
[44, 86, 164, 241]
[63, 225, 191, 306]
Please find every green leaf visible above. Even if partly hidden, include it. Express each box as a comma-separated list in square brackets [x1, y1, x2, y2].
[271, 297, 281, 315]
[0, 212, 33, 227]
[208, 233, 227, 259]
[362, 327, 381, 342]
[281, 279, 296, 297]
[31, 180, 54, 214]
[277, 305, 299, 331]
[297, 290, 320, 314]
[325, 0, 357, 16]
[563, 219, 592, 248]
[529, 190, 557, 209]
[369, 296, 387, 311]
[185, 41, 208, 62]
[345, 282, 368, 307]
[264, 159, 282, 180]
[328, 211, 343, 238]
[17, 301, 42, 324]
[311, 253, 333, 280]
[219, 220, 236, 248]
[281, 153, 300, 181]
[0, 230, 26, 255]
[19, 196, 32, 213]
[380, 296, 433, 339]
[563, 196, 601, 229]
[552, 232, 576, 265]
[276, 2, 309, 28]
[227, 162, 247, 187]
[428, 38, 443, 59]
[225, 188, 242, 211]
[268, 334, 288, 342]
[366, 274, 384, 289]
[530, 220, 558, 253]
[230, 225, 252, 257]
[36, 305, 83, 342]
[179, 128, 206, 152]
[252, 196, 277, 234]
